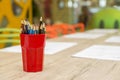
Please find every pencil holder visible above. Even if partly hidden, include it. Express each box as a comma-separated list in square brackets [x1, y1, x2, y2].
[20, 34, 45, 72]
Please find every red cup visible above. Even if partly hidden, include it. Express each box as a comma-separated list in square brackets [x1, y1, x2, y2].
[20, 34, 45, 72]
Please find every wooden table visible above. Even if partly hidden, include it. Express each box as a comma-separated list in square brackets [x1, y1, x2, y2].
[1, 32, 120, 80]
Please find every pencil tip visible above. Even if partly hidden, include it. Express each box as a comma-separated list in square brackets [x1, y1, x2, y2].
[24, 20, 27, 25]
[21, 20, 24, 24]
[40, 17, 42, 21]
[43, 23, 45, 27]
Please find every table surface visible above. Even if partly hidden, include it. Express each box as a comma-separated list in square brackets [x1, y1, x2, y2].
[1, 31, 120, 80]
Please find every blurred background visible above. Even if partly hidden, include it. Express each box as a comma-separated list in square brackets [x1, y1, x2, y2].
[0, 0, 120, 48]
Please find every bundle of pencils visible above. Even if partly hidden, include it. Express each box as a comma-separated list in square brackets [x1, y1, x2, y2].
[21, 17, 46, 34]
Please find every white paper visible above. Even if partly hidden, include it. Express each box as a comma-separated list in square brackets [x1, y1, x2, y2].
[86, 29, 118, 34]
[0, 42, 77, 55]
[45, 42, 77, 54]
[72, 45, 120, 61]
[63, 33, 105, 39]
[105, 36, 120, 43]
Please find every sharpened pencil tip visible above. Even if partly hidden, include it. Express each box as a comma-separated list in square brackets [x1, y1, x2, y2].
[43, 22, 45, 25]
[40, 17, 42, 21]
[21, 20, 24, 24]
[23, 20, 27, 25]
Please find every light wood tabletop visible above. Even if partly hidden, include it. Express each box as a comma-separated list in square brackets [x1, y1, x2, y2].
[1, 31, 120, 80]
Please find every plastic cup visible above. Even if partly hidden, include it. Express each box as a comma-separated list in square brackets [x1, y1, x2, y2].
[20, 34, 45, 72]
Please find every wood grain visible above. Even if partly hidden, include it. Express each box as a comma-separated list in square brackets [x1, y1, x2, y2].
[0, 32, 120, 80]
